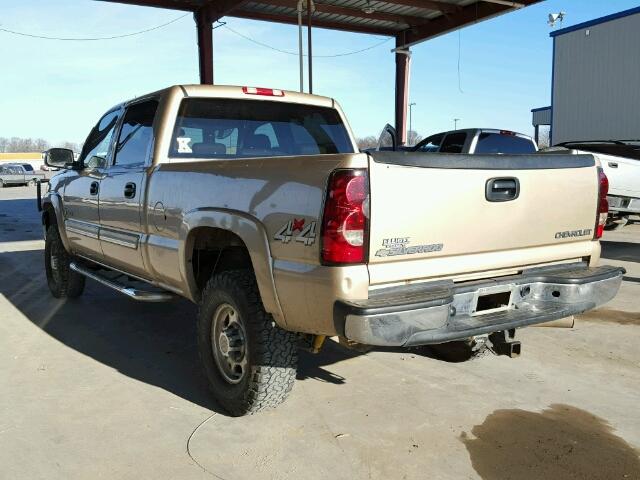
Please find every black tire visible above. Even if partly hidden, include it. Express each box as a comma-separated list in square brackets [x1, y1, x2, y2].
[197, 269, 298, 416]
[28, 179, 37, 187]
[0, 179, 4, 188]
[45, 224, 85, 298]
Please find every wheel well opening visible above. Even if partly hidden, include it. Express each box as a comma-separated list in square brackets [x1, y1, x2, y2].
[189, 228, 252, 296]
[42, 205, 55, 229]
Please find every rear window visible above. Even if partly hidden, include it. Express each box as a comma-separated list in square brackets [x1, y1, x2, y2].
[21, 164, 34, 171]
[169, 98, 354, 158]
[475, 133, 536, 154]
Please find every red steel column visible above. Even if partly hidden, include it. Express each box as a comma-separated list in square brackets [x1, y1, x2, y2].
[195, 8, 214, 84]
[394, 35, 410, 146]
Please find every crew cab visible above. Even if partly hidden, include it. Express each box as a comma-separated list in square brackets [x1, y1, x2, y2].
[40, 85, 624, 416]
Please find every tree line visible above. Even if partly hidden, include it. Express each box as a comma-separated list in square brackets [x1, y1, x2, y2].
[0, 137, 82, 154]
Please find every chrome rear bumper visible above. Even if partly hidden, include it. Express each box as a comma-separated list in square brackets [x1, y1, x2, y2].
[337, 264, 625, 347]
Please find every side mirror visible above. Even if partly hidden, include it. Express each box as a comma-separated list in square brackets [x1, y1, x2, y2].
[44, 148, 76, 169]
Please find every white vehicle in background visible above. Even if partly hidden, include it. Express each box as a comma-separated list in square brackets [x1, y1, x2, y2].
[551, 141, 640, 229]
[411, 128, 538, 154]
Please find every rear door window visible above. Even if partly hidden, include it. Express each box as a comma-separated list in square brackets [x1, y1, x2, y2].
[475, 133, 537, 154]
[440, 132, 467, 153]
[169, 98, 354, 158]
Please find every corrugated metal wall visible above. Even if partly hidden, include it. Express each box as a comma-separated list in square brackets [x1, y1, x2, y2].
[532, 108, 551, 126]
[552, 13, 640, 144]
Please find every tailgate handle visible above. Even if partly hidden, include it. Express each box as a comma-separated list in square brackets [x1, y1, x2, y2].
[486, 177, 519, 202]
[608, 162, 618, 168]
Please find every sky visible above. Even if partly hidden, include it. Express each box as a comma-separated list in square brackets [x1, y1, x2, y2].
[0, 0, 638, 145]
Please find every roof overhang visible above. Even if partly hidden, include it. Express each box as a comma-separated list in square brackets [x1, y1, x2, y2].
[99, 0, 542, 47]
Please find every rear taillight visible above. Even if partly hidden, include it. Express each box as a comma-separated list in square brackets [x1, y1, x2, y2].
[321, 169, 369, 264]
[595, 168, 609, 239]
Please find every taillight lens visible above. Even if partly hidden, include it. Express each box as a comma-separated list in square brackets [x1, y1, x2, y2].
[242, 86, 284, 97]
[321, 169, 369, 264]
[595, 168, 609, 239]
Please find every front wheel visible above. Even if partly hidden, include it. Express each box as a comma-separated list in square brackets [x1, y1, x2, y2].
[197, 269, 298, 416]
[0, 179, 4, 188]
[45, 224, 85, 298]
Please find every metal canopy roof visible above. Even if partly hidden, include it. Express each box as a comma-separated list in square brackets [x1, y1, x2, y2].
[101, 0, 541, 47]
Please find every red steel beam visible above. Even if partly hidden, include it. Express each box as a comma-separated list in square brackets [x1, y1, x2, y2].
[394, 34, 410, 145]
[195, 7, 214, 83]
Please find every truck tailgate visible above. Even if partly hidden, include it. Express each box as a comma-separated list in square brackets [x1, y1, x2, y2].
[367, 152, 599, 285]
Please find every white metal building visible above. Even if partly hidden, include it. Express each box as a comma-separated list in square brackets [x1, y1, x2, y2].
[532, 6, 640, 145]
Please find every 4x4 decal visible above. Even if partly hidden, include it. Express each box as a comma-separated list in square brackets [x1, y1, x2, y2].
[274, 218, 317, 246]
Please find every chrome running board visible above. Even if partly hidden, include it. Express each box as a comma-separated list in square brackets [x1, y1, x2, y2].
[70, 262, 174, 302]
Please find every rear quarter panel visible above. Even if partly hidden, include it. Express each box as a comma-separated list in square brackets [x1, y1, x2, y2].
[144, 153, 369, 331]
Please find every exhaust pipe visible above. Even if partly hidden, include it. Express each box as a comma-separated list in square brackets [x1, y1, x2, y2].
[533, 316, 575, 328]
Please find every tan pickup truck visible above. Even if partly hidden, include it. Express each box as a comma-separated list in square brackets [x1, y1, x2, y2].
[41, 85, 624, 416]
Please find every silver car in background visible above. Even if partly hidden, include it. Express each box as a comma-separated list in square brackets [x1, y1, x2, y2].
[0, 163, 46, 187]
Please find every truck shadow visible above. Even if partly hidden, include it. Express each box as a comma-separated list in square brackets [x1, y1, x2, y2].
[0, 198, 43, 241]
[0, 247, 361, 414]
[600, 240, 640, 263]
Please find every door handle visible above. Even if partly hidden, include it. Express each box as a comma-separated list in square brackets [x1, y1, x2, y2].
[608, 162, 619, 168]
[124, 182, 136, 199]
[486, 177, 520, 202]
[90, 181, 99, 196]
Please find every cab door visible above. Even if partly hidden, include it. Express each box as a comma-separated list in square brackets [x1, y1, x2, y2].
[98, 99, 158, 278]
[63, 108, 121, 260]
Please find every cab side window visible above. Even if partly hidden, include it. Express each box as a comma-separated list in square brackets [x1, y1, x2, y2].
[114, 100, 159, 167]
[80, 109, 121, 169]
[417, 133, 445, 153]
[439, 132, 467, 153]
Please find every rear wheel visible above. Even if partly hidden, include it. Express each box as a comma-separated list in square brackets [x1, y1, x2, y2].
[28, 179, 37, 186]
[45, 224, 85, 298]
[197, 269, 298, 416]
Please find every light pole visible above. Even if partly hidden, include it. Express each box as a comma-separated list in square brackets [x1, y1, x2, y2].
[408, 102, 416, 143]
[453, 118, 460, 130]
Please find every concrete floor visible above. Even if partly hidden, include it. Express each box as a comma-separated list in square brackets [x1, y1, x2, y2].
[1, 185, 638, 480]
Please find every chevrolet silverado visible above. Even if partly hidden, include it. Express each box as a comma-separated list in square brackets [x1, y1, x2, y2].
[41, 85, 624, 416]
